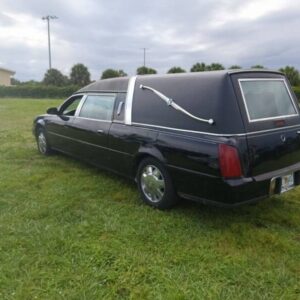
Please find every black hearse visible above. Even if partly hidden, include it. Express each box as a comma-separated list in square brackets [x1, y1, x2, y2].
[33, 70, 300, 209]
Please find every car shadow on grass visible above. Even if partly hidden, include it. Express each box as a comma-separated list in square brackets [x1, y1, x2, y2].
[49, 152, 300, 230]
[173, 194, 300, 231]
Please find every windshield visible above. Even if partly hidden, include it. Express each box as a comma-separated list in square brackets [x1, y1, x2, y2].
[239, 79, 298, 122]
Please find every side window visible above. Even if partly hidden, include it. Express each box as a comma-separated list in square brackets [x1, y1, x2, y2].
[113, 93, 126, 122]
[79, 94, 116, 121]
[60, 95, 83, 116]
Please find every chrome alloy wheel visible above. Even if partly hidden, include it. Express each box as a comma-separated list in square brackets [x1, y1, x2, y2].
[38, 132, 47, 154]
[140, 165, 165, 202]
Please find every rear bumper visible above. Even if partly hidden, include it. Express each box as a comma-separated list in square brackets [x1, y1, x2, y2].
[178, 192, 266, 208]
[253, 161, 300, 182]
[168, 163, 300, 207]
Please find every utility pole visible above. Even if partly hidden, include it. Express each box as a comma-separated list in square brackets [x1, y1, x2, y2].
[42, 15, 58, 69]
[142, 48, 148, 67]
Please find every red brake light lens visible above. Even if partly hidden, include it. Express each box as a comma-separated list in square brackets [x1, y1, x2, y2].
[218, 144, 242, 178]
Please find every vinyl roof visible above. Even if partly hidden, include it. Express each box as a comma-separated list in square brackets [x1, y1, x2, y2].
[76, 69, 284, 93]
[77, 76, 129, 93]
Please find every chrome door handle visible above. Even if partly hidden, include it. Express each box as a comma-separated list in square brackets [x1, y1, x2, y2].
[297, 131, 300, 134]
[117, 101, 124, 116]
[97, 129, 104, 133]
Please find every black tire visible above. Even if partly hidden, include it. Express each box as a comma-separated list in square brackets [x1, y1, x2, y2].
[137, 157, 178, 209]
[36, 128, 52, 155]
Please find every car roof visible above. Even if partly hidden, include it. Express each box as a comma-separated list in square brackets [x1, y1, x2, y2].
[76, 76, 130, 93]
[75, 69, 284, 94]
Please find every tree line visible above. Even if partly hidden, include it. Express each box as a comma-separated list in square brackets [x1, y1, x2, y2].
[12, 62, 300, 87]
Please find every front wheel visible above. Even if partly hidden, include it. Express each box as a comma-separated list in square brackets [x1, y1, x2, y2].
[36, 128, 52, 155]
[137, 157, 178, 209]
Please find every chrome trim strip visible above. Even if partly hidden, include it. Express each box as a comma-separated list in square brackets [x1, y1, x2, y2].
[75, 116, 112, 123]
[131, 122, 243, 136]
[254, 161, 300, 181]
[238, 78, 299, 123]
[75, 89, 127, 94]
[125, 76, 137, 125]
[58, 93, 86, 114]
[239, 78, 288, 81]
[74, 94, 87, 117]
[167, 164, 218, 178]
[246, 125, 300, 137]
[228, 69, 283, 75]
[131, 122, 300, 137]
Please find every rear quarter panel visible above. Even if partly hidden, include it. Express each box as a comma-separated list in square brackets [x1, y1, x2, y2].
[230, 72, 300, 176]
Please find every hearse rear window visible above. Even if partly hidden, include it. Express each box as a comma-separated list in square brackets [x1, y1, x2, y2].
[79, 94, 116, 121]
[239, 79, 298, 122]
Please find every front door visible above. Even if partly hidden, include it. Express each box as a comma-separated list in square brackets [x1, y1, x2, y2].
[46, 95, 83, 154]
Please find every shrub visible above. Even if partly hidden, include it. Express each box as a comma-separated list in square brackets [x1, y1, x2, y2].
[167, 67, 186, 73]
[293, 86, 300, 101]
[43, 69, 69, 86]
[190, 62, 206, 72]
[70, 63, 91, 86]
[0, 85, 79, 98]
[229, 65, 242, 69]
[191, 62, 225, 72]
[0, 84, 299, 101]
[136, 66, 157, 75]
[251, 65, 265, 69]
[206, 63, 225, 71]
[279, 66, 300, 86]
[101, 69, 127, 79]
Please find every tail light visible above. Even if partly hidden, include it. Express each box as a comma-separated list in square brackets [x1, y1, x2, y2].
[218, 144, 242, 178]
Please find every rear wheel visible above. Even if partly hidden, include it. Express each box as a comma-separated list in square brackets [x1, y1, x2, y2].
[36, 128, 52, 155]
[137, 157, 178, 209]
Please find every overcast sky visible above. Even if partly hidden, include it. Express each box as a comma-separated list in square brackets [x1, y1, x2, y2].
[0, 0, 299, 81]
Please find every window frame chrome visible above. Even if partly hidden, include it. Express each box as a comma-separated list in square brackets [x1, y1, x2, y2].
[57, 93, 86, 116]
[238, 78, 299, 123]
[124, 76, 137, 125]
[74, 94, 87, 117]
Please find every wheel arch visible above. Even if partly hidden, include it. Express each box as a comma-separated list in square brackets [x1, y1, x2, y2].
[34, 119, 46, 136]
[132, 146, 166, 178]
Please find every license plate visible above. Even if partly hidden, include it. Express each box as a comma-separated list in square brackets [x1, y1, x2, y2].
[280, 174, 294, 193]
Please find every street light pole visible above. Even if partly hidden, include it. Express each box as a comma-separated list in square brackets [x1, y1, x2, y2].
[142, 48, 148, 67]
[42, 15, 58, 69]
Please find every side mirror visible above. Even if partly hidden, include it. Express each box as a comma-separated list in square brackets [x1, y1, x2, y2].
[46, 107, 59, 115]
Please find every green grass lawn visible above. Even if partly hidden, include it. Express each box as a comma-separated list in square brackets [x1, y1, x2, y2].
[0, 98, 299, 300]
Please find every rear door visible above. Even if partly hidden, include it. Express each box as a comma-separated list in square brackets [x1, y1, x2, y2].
[68, 93, 116, 168]
[231, 72, 300, 176]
